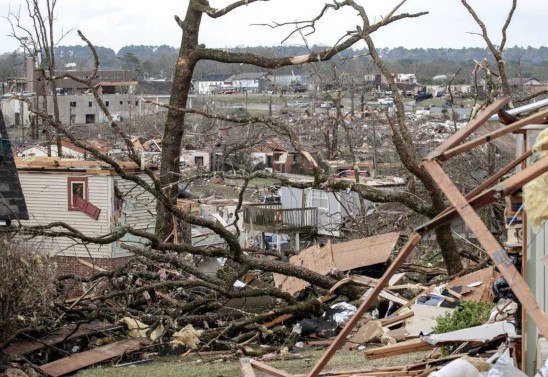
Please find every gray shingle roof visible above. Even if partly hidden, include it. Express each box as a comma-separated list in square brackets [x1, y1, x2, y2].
[0, 110, 28, 221]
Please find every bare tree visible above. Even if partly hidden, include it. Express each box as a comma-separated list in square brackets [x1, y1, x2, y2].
[155, 0, 426, 240]
[7, 0, 71, 156]
[461, 0, 517, 99]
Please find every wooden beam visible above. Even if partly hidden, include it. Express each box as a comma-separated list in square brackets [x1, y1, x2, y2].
[250, 360, 294, 377]
[439, 108, 548, 160]
[363, 338, 433, 359]
[306, 233, 423, 377]
[426, 97, 510, 160]
[415, 153, 548, 234]
[423, 160, 548, 338]
[240, 358, 257, 377]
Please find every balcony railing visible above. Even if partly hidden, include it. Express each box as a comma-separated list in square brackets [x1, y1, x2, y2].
[243, 203, 317, 232]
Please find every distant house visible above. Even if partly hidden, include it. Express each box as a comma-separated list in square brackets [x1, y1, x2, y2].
[18, 138, 101, 159]
[180, 145, 211, 170]
[250, 138, 318, 174]
[0, 111, 28, 225]
[227, 72, 270, 93]
[196, 74, 231, 94]
[507, 77, 548, 94]
[271, 74, 302, 87]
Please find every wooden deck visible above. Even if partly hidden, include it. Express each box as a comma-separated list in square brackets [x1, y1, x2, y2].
[242, 203, 317, 233]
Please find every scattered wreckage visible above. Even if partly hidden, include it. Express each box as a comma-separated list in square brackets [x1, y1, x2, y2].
[2, 96, 548, 377]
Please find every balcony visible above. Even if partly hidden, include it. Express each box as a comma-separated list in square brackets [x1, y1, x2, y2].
[243, 203, 317, 233]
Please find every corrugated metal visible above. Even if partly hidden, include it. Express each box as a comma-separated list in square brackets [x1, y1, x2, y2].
[18, 171, 112, 258]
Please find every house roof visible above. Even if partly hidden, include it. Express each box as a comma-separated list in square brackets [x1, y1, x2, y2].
[507, 77, 542, 86]
[228, 72, 269, 81]
[0, 110, 29, 221]
[199, 74, 231, 82]
[15, 156, 140, 174]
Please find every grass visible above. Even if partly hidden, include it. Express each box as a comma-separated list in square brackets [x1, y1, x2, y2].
[77, 348, 432, 377]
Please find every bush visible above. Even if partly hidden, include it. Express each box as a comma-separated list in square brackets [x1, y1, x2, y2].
[0, 239, 57, 345]
[434, 301, 493, 334]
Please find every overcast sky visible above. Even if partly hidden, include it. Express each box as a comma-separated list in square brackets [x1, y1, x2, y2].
[0, 0, 545, 53]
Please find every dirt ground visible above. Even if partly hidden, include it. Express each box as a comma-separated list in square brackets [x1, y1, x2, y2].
[77, 348, 432, 377]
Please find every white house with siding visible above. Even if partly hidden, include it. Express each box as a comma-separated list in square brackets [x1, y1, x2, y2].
[16, 157, 156, 259]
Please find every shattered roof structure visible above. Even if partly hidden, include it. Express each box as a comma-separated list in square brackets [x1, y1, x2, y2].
[0, 110, 29, 221]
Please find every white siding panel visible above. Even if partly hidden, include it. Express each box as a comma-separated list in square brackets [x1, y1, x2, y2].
[18, 172, 112, 258]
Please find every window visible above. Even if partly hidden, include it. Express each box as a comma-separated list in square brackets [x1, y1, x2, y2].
[119, 100, 123, 105]
[67, 177, 101, 220]
[14, 113, 20, 126]
[85, 114, 95, 124]
[88, 101, 92, 107]
[194, 156, 204, 167]
[310, 190, 329, 210]
[134, 100, 139, 106]
[68, 177, 88, 210]
[69, 101, 77, 108]
[105, 100, 110, 107]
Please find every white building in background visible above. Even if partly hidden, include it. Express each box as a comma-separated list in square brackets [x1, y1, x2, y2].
[196, 74, 230, 94]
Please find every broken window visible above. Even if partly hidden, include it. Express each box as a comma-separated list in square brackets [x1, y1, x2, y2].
[67, 177, 101, 220]
[134, 100, 139, 106]
[105, 100, 110, 107]
[119, 100, 123, 105]
[194, 156, 204, 167]
[85, 114, 95, 124]
[69, 101, 77, 108]
[88, 101, 92, 107]
[68, 177, 88, 210]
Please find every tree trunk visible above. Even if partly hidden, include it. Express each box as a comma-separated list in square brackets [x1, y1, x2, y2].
[155, 2, 202, 241]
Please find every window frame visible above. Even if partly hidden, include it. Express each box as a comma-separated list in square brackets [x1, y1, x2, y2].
[67, 177, 88, 210]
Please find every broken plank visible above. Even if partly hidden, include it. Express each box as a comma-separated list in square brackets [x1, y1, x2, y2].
[380, 310, 414, 327]
[249, 359, 293, 377]
[426, 97, 510, 160]
[363, 338, 433, 360]
[4, 322, 121, 357]
[440, 107, 548, 160]
[39, 339, 144, 377]
[241, 358, 257, 377]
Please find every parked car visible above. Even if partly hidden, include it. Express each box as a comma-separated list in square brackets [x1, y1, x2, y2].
[222, 88, 238, 94]
[414, 92, 433, 101]
[378, 98, 394, 105]
[331, 169, 370, 179]
[320, 101, 334, 109]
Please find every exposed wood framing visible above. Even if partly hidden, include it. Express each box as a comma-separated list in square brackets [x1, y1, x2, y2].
[427, 97, 510, 160]
[415, 153, 548, 234]
[439, 108, 548, 160]
[423, 160, 548, 338]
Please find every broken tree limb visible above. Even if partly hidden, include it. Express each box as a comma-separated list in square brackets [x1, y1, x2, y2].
[423, 160, 548, 338]
[306, 233, 422, 377]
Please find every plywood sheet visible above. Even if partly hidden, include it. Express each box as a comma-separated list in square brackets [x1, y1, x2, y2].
[39, 339, 143, 377]
[273, 232, 401, 295]
[331, 232, 400, 271]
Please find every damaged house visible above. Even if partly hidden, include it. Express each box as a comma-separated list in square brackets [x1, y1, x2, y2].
[15, 157, 156, 274]
[250, 138, 319, 174]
